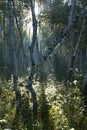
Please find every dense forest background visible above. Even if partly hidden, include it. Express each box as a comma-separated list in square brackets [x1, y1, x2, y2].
[0, 0, 87, 130]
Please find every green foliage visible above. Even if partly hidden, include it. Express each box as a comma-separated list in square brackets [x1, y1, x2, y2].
[50, 1, 70, 25]
[53, 53, 68, 81]
[0, 77, 87, 130]
[0, 0, 87, 129]
[0, 80, 15, 129]
[37, 78, 87, 130]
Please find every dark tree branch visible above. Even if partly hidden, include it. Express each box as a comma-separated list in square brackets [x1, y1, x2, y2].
[42, 5, 87, 62]
[68, 18, 86, 81]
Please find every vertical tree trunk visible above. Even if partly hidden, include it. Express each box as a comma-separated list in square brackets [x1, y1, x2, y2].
[12, 0, 27, 74]
[68, 0, 76, 26]
[68, 19, 86, 81]
[12, 0, 25, 57]
[42, 6, 87, 62]
[8, 0, 21, 110]
[83, 47, 87, 109]
[2, 0, 7, 66]
[26, 0, 38, 121]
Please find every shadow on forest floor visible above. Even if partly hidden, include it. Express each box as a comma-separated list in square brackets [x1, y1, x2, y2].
[39, 83, 55, 130]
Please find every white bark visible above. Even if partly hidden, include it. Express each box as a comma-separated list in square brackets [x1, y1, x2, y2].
[68, 0, 76, 26]
[26, 0, 38, 120]
[68, 19, 86, 81]
[8, 0, 21, 107]
[12, 0, 25, 57]
[42, 5, 87, 62]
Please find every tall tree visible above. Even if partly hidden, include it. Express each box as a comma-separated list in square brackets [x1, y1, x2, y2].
[8, 0, 21, 110]
[26, 0, 38, 120]
[68, 18, 86, 81]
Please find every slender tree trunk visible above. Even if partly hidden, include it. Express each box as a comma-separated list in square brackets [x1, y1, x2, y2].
[42, 5, 87, 62]
[26, 0, 38, 120]
[8, 0, 21, 110]
[68, 19, 86, 81]
[84, 47, 87, 109]
[68, 0, 76, 26]
[12, 0, 25, 57]
[12, 0, 27, 73]
[2, 0, 7, 66]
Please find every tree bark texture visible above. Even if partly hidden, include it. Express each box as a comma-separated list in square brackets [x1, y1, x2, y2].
[8, 0, 21, 109]
[42, 5, 87, 62]
[2, 0, 7, 66]
[26, 0, 38, 120]
[68, 19, 86, 81]
[68, 0, 76, 26]
[12, 0, 25, 58]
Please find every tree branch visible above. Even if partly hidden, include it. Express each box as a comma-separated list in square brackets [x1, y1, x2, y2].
[68, 0, 76, 26]
[42, 5, 87, 62]
[68, 18, 86, 81]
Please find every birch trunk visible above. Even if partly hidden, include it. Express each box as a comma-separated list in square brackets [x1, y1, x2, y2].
[42, 5, 87, 62]
[2, 0, 7, 66]
[68, 0, 76, 26]
[26, 0, 38, 120]
[12, 0, 25, 57]
[68, 19, 85, 81]
[8, 0, 21, 109]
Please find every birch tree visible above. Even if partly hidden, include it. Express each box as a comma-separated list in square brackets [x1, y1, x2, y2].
[1, 0, 87, 124]
[26, 0, 38, 120]
[68, 19, 86, 81]
[26, 0, 87, 120]
[8, 0, 21, 110]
